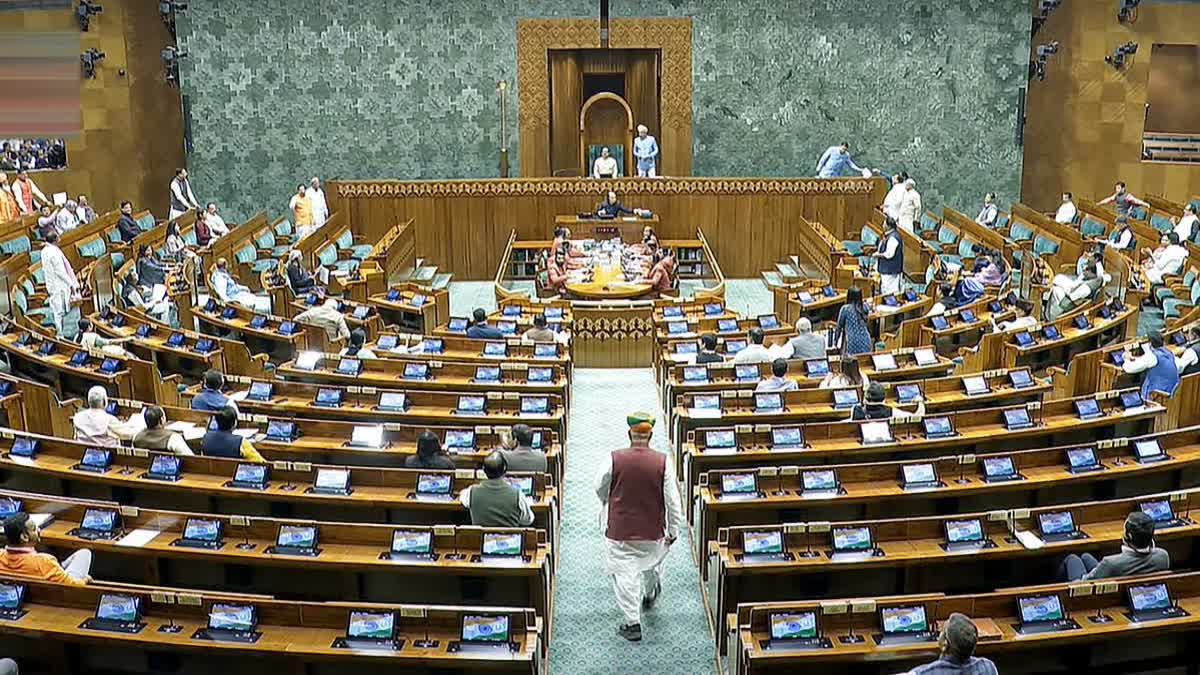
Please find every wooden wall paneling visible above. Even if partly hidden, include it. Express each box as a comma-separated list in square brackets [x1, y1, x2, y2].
[549, 51, 583, 176]
[625, 50, 661, 152]
[1024, 2, 1200, 210]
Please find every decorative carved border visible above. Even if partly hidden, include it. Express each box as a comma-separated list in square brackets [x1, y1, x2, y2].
[336, 177, 879, 199]
[515, 18, 693, 178]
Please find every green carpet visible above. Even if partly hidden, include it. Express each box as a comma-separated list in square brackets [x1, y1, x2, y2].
[550, 368, 715, 674]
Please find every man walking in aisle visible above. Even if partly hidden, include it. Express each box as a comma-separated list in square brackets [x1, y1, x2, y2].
[595, 412, 683, 642]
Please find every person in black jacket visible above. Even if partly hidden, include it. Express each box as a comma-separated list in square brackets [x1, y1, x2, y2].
[135, 245, 166, 286]
[116, 201, 140, 243]
[286, 249, 318, 294]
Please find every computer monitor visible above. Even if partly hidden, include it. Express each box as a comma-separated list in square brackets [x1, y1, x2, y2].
[879, 605, 929, 637]
[377, 335, 399, 350]
[496, 321, 517, 336]
[754, 393, 783, 411]
[706, 430, 736, 449]
[1074, 398, 1102, 419]
[534, 343, 558, 358]
[1037, 511, 1076, 537]
[1065, 447, 1099, 472]
[461, 614, 510, 644]
[99, 359, 121, 374]
[683, 366, 707, 382]
[347, 610, 395, 640]
[520, 397, 549, 415]
[725, 339, 747, 353]
[1009, 369, 1034, 388]
[182, 518, 222, 543]
[278, 321, 298, 336]
[721, 472, 757, 495]
[901, 463, 938, 486]
[805, 360, 830, 377]
[1127, 583, 1172, 613]
[1018, 595, 1065, 626]
[481, 532, 522, 557]
[483, 342, 507, 357]
[666, 321, 689, 336]
[871, 353, 898, 371]
[704, 303, 723, 316]
[80, 447, 112, 471]
[0, 584, 23, 612]
[421, 338, 444, 354]
[981, 456, 1017, 481]
[769, 611, 818, 642]
[772, 427, 803, 448]
[314, 388, 343, 407]
[930, 315, 950, 331]
[1043, 325, 1061, 340]
[528, 367, 553, 383]
[959, 309, 977, 323]
[673, 342, 698, 355]
[68, 351, 89, 367]
[912, 348, 937, 366]
[391, 529, 434, 555]
[1120, 391, 1145, 410]
[457, 395, 486, 414]
[378, 392, 407, 412]
[1074, 315, 1091, 331]
[692, 394, 720, 410]
[166, 333, 185, 348]
[742, 530, 783, 555]
[504, 476, 534, 497]
[895, 384, 922, 404]
[294, 351, 321, 371]
[1014, 331, 1035, 347]
[801, 469, 838, 492]
[1003, 408, 1032, 430]
[233, 463, 268, 487]
[314, 468, 351, 492]
[717, 319, 739, 333]
[474, 366, 500, 382]
[208, 603, 256, 633]
[944, 519, 985, 545]
[416, 473, 452, 496]
[444, 430, 475, 450]
[0, 499, 21, 518]
[96, 593, 140, 623]
[275, 524, 317, 549]
[757, 315, 779, 330]
[336, 359, 361, 376]
[962, 375, 990, 396]
[80, 508, 118, 535]
[1133, 439, 1166, 462]
[402, 363, 429, 380]
[832, 389, 859, 409]
[860, 420, 892, 445]
[921, 417, 954, 439]
[148, 454, 181, 479]
[734, 364, 759, 381]
[248, 381, 273, 401]
[831, 525, 873, 553]
[1139, 499, 1175, 524]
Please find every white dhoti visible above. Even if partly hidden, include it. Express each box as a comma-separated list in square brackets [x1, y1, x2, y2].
[880, 273, 902, 296]
[168, 208, 187, 221]
[603, 538, 669, 625]
[47, 290, 70, 335]
[898, 217, 915, 234]
[231, 291, 271, 314]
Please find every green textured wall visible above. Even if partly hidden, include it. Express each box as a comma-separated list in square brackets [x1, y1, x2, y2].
[179, 0, 1029, 221]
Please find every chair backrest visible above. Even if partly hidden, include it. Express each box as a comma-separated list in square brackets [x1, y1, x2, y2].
[76, 237, 107, 259]
[994, 213, 1009, 231]
[254, 229, 275, 249]
[107, 227, 123, 244]
[0, 235, 30, 256]
[31, 268, 43, 285]
[925, 264, 937, 284]
[234, 244, 257, 265]
[1010, 221, 1033, 241]
[1150, 213, 1174, 233]
[30, 249, 40, 265]
[11, 289, 26, 314]
[274, 220, 293, 237]
[1129, 205, 1148, 220]
[861, 227, 879, 246]
[586, 144, 626, 177]
[1080, 217, 1107, 239]
[183, 230, 197, 246]
[936, 224, 958, 245]
[919, 213, 939, 232]
[335, 230, 353, 250]
[20, 278, 34, 297]
[957, 238, 976, 258]
[317, 244, 337, 267]
[135, 214, 155, 231]
[1192, 279, 1200, 304]
[1033, 234, 1060, 256]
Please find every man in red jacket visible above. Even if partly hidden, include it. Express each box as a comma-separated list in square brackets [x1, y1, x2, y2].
[594, 412, 684, 642]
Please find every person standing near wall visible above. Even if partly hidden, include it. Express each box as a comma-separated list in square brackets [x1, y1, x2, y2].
[633, 125, 659, 178]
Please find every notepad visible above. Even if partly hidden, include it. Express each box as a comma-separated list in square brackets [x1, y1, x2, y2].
[117, 528, 161, 548]
[1015, 530, 1045, 550]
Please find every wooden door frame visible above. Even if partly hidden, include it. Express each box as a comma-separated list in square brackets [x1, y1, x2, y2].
[517, 18, 692, 178]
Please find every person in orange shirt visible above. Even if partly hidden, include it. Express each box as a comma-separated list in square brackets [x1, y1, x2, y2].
[546, 251, 570, 295]
[0, 513, 92, 585]
[645, 248, 677, 295]
[0, 173, 19, 223]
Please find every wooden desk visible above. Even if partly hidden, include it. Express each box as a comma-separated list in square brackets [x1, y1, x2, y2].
[695, 426, 1200, 578]
[554, 214, 659, 242]
[90, 307, 271, 380]
[712, 487, 1200, 653]
[680, 391, 1164, 501]
[17, 492, 552, 627]
[733, 571, 1200, 675]
[193, 301, 309, 361]
[0, 575, 542, 674]
[0, 331, 175, 405]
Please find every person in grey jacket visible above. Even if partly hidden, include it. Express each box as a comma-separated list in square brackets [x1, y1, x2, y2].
[786, 317, 827, 361]
[1058, 511, 1169, 581]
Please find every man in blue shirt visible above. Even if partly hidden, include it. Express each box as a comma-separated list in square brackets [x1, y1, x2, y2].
[466, 308, 504, 340]
[191, 370, 236, 413]
[633, 125, 659, 178]
[815, 142, 864, 178]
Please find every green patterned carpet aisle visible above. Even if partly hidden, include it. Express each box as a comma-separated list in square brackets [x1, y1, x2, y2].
[550, 368, 716, 674]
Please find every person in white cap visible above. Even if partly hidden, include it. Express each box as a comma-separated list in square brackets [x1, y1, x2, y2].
[897, 178, 923, 234]
[633, 125, 659, 178]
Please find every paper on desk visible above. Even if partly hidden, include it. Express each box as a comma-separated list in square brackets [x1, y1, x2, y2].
[29, 513, 54, 528]
[689, 408, 722, 419]
[7, 456, 34, 467]
[117, 528, 162, 548]
[228, 390, 249, 402]
[234, 428, 258, 438]
[53, 192, 67, 206]
[668, 354, 697, 365]
[1014, 530, 1044, 550]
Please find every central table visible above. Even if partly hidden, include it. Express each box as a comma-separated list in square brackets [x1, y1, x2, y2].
[565, 259, 654, 300]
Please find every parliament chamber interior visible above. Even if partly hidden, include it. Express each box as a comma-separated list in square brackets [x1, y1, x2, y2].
[3, 0, 1200, 673]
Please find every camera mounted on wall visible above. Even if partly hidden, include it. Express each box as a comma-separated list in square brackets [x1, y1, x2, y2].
[76, 0, 102, 32]
[1105, 42, 1138, 70]
[80, 48, 105, 79]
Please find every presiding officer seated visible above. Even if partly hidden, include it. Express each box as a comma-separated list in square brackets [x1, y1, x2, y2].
[1058, 510, 1169, 581]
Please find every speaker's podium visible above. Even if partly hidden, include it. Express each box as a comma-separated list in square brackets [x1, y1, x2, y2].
[554, 214, 659, 242]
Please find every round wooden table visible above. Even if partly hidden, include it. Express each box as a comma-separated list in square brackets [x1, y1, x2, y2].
[565, 261, 654, 300]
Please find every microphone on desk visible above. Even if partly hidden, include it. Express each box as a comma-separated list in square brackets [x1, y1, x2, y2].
[237, 518, 255, 551]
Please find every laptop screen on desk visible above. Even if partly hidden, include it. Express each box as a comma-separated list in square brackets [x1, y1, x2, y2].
[96, 594, 139, 622]
[880, 606, 928, 636]
[802, 470, 837, 491]
[276, 525, 316, 549]
[945, 519, 984, 544]
[482, 532, 522, 557]
[706, 430, 736, 449]
[770, 612, 817, 641]
[1038, 511, 1075, 536]
[832, 526, 872, 552]
[208, 604, 255, 632]
[742, 530, 782, 555]
[416, 474, 452, 495]
[391, 529, 433, 555]
[348, 611, 394, 640]
[183, 518, 222, 542]
[1018, 595, 1064, 624]
[721, 472, 756, 494]
[772, 427, 803, 448]
[461, 614, 510, 643]
[1128, 584, 1172, 612]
